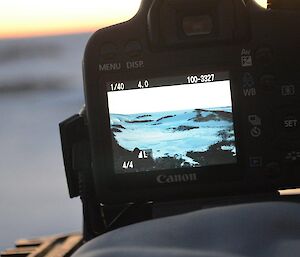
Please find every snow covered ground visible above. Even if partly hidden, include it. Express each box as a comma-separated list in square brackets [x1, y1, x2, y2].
[0, 33, 90, 250]
[111, 107, 236, 173]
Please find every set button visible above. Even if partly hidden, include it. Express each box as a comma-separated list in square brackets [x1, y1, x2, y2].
[279, 107, 300, 141]
[282, 114, 299, 131]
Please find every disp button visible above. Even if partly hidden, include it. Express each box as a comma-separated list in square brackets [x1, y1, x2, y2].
[125, 40, 142, 58]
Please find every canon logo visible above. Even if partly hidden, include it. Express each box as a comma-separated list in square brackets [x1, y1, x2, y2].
[156, 173, 197, 184]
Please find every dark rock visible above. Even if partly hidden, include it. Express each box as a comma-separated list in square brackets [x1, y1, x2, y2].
[173, 125, 199, 131]
[125, 119, 153, 123]
[112, 128, 122, 133]
[112, 124, 125, 129]
[157, 115, 175, 122]
[191, 109, 232, 122]
[187, 141, 236, 166]
[136, 114, 152, 119]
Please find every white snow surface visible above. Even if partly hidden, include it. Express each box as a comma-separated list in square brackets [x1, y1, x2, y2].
[111, 107, 236, 167]
[0, 33, 90, 250]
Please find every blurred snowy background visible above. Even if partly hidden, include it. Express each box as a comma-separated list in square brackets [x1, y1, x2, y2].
[0, 33, 90, 250]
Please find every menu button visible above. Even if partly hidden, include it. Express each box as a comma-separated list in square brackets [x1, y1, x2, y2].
[100, 43, 118, 61]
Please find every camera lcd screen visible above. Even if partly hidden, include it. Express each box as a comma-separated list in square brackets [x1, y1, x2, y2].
[107, 72, 237, 174]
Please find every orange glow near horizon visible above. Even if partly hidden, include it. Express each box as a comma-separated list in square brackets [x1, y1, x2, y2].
[0, 18, 130, 39]
[0, 17, 126, 39]
[1, 0, 267, 39]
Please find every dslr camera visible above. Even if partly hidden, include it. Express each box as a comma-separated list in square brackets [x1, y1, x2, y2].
[60, 0, 300, 240]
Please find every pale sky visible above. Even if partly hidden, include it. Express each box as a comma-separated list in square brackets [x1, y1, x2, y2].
[0, 0, 267, 39]
[107, 80, 232, 115]
[0, 0, 141, 38]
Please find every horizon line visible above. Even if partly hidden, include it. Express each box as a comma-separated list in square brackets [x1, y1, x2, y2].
[0, 25, 109, 40]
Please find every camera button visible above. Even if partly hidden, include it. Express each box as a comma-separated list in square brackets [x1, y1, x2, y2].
[100, 43, 118, 61]
[281, 84, 297, 97]
[259, 74, 276, 92]
[125, 40, 142, 58]
[265, 162, 281, 179]
[284, 151, 300, 163]
[255, 47, 273, 67]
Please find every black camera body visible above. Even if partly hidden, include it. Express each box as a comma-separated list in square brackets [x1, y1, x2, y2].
[61, 0, 300, 208]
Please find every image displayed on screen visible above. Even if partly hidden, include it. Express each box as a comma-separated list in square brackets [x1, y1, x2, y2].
[107, 74, 237, 173]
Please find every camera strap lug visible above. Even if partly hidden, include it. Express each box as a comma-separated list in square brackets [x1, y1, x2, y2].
[60, 114, 89, 198]
[60, 113, 105, 241]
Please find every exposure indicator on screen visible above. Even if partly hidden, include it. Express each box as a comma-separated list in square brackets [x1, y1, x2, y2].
[107, 72, 237, 174]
